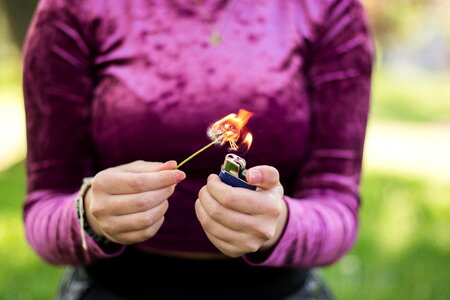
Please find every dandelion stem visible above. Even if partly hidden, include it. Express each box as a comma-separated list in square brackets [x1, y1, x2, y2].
[177, 139, 220, 169]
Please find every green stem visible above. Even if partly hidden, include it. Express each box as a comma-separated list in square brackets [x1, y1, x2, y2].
[177, 140, 219, 169]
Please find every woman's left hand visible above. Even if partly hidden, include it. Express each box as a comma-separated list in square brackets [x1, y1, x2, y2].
[195, 166, 288, 257]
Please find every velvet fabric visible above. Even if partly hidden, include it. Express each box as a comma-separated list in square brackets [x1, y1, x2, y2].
[23, 0, 374, 267]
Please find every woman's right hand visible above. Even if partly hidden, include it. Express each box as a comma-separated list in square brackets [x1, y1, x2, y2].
[84, 160, 186, 245]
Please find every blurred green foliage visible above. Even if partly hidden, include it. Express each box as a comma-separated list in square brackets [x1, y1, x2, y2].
[0, 163, 63, 300]
[323, 172, 450, 300]
[363, 0, 450, 45]
[371, 68, 450, 122]
[0, 0, 37, 47]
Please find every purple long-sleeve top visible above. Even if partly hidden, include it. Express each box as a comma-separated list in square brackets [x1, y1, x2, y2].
[23, 0, 373, 267]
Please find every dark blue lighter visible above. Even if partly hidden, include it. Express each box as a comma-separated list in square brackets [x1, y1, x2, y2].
[219, 154, 257, 190]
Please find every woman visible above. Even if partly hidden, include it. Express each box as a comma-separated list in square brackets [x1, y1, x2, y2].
[23, 0, 374, 298]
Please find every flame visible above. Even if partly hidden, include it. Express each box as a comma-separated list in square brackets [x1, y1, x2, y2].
[208, 109, 254, 150]
[243, 133, 253, 150]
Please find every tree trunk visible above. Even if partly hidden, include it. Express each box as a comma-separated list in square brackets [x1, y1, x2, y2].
[1, 0, 38, 48]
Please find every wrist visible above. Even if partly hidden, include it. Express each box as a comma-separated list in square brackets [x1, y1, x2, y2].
[82, 187, 113, 246]
[244, 197, 288, 263]
[260, 196, 288, 252]
[84, 188, 104, 237]
[76, 177, 114, 249]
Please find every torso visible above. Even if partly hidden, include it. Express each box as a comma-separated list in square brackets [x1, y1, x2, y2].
[87, 0, 315, 254]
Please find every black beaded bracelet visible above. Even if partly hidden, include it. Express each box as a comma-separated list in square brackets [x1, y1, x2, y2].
[82, 213, 111, 246]
[75, 177, 111, 249]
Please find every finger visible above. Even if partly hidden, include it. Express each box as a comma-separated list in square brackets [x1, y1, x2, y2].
[98, 169, 186, 194]
[102, 201, 169, 234]
[206, 174, 267, 214]
[195, 197, 245, 237]
[197, 186, 257, 232]
[195, 201, 243, 257]
[195, 199, 263, 253]
[204, 231, 244, 258]
[111, 217, 165, 245]
[245, 165, 280, 190]
[118, 160, 163, 173]
[119, 160, 178, 173]
[105, 186, 175, 215]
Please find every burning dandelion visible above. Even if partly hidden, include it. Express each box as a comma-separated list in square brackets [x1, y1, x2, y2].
[177, 109, 254, 169]
[207, 109, 253, 150]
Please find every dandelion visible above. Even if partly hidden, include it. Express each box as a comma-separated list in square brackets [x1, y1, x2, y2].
[177, 109, 254, 169]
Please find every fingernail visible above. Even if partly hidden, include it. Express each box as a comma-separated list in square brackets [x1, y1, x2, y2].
[167, 160, 178, 166]
[175, 171, 186, 183]
[247, 169, 262, 184]
[161, 160, 177, 169]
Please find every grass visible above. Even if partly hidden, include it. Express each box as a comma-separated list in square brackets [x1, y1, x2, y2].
[0, 162, 63, 300]
[1, 162, 449, 299]
[322, 172, 450, 300]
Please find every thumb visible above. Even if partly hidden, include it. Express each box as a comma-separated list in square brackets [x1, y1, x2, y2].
[245, 165, 280, 190]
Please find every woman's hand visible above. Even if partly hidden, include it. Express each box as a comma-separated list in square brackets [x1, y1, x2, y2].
[195, 166, 288, 257]
[84, 160, 186, 245]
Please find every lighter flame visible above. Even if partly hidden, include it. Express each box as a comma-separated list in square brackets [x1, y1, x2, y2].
[207, 109, 254, 150]
[243, 133, 253, 150]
